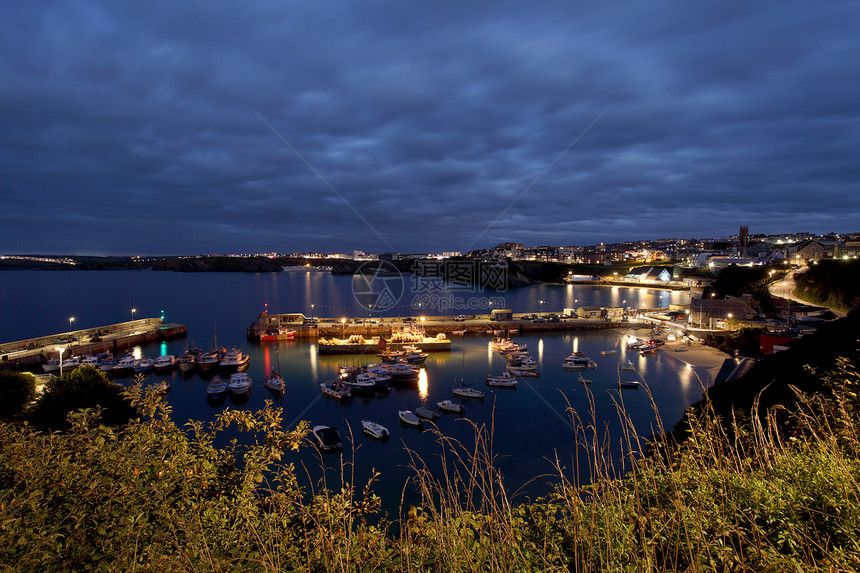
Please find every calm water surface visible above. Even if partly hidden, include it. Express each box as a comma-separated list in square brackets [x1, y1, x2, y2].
[1, 270, 703, 515]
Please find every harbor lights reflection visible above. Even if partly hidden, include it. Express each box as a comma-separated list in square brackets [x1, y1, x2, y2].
[132, 346, 143, 360]
[309, 344, 319, 382]
[263, 345, 272, 375]
[538, 338, 544, 363]
[417, 369, 429, 400]
[56, 347, 64, 378]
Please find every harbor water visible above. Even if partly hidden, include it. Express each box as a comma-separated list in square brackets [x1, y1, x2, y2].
[0, 270, 702, 517]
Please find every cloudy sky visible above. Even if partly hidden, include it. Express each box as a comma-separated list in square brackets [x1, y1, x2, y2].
[2, 1, 858, 256]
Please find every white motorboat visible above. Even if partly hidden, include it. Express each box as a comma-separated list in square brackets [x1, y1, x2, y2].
[197, 350, 222, 371]
[561, 361, 586, 370]
[134, 358, 154, 373]
[98, 358, 117, 372]
[312, 425, 343, 452]
[437, 400, 465, 414]
[320, 381, 351, 400]
[415, 407, 440, 420]
[153, 355, 176, 372]
[341, 372, 376, 391]
[453, 386, 484, 399]
[398, 410, 423, 427]
[507, 366, 539, 377]
[112, 355, 136, 375]
[486, 372, 518, 387]
[227, 372, 252, 395]
[618, 380, 641, 389]
[361, 420, 389, 440]
[206, 376, 227, 399]
[220, 348, 250, 371]
[507, 356, 538, 370]
[264, 371, 285, 394]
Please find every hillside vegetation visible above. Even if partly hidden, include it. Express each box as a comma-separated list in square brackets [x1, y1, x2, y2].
[3, 323, 860, 571]
[794, 258, 860, 312]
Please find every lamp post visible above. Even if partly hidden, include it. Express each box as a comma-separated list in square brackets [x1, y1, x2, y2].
[57, 347, 64, 378]
[131, 308, 136, 325]
[68, 316, 75, 332]
[341, 317, 346, 337]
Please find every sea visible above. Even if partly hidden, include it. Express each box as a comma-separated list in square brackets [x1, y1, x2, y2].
[0, 269, 703, 518]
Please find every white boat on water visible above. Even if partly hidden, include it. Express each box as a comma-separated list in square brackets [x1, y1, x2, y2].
[562, 361, 586, 370]
[507, 366, 539, 377]
[264, 371, 285, 394]
[399, 410, 423, 427]
[621, 360, 636, 371]
[98, 358, 117, 372]
[415, 407, 440, 420]
[361, 420, 389, 439]
[320, 381, 351, 400]
[453, 386, 484, 399]
[486, 372, 519, 387]
[206, 376, 227, 399]
[198, 350, 222, 371]
[134, 358, 154, 373]
[437, 400, 465, 414]
[227, 372, 252, 395]
[153, 355, 176, 372]
[312, 425, 343, 452]
[113, 355, 136, 375]
[618, 380, 641, 389]
[220, 348, 250, 370]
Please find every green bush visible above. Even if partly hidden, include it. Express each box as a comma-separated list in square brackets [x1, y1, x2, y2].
[0, 371, 36, 418]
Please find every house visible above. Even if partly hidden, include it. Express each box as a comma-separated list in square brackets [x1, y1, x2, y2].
[624, 266, 673, 283]
[490, 309, 513, 321]
[690, 298, 755, 329]
[576, 306, 603, 319]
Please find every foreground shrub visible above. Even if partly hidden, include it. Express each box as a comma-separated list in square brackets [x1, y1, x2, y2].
[0, 371, 36, 418]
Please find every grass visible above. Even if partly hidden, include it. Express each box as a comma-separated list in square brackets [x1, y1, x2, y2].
[2, 361, 860, 571]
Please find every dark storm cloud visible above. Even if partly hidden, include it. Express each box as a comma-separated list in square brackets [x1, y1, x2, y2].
[1, 0, 858, 255]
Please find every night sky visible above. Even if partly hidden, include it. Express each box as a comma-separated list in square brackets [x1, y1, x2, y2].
[2, 1, 858, 256]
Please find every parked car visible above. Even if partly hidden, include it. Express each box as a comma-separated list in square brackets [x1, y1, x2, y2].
[521, 314, 536, 320]
[454, 315, 466, 322]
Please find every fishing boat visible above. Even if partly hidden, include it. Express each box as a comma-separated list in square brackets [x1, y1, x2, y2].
[415, 407, 440, 420]
[453, 386, 484, 399]
[341, 372, 376, 392]
[153, 355, 176, 372]
[320, 381, 351, 400]
[220, 348, 250, 371]
[401, 346, 428, 364]
[260, 326, 297, 342]
[197, 349, 223, 371]
[264, 371, 285, 394]
[486, 372, 519, 387]
[98, 357, 117, 372]
[398, 410, 423, 427]
[361, 420, 389, 440]
[112, 355, 136, 375]
[312, 425, 343, 452]
[206, 376, 227, 400]
[134, 357, 154, 373]
[177, 351, 198, 373]
[227, 372, 252, 395]
[437, 400, 465, 414]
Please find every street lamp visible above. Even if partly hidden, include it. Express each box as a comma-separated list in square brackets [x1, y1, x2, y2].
[341, 317, 346, 337]
[131, 308, 136, 324]
[69, 316, 75, 332]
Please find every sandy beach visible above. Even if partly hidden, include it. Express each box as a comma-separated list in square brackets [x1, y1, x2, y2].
[616, 327, 731, 385]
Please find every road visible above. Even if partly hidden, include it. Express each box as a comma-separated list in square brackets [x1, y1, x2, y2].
[768, 266, 847, 318]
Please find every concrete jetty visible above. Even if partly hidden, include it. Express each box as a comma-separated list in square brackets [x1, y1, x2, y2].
[0, 318, 187, 369]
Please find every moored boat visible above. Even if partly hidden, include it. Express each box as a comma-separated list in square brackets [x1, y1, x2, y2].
[415, 407, 440, 420]
[453, 386, 484, 399]
[198, 349, 223, 371]
[177, 351, 198, 372]
[153, 355, 176, 372]
[361, 419, 390, 440]
[112, 355, 136, 376]
[618, 380, 641, 388]
[206, 376, 227, 400]
[312, 425, 343, 452]
[260, 326, 297, 342]
[220, 348, 250, 371]
[134, 358, 154, 373]
[320, 381, 351, 401]
[561, 360, 586, 370]
[264, 371, 285, 394]
[621, 360, 636, 371]
[437, 400, 465, 414]
[507, 366, 539, 377]
[227, 372, 252, 395]
[601, 349, 617, 355]
[578, 373, 592, 385]
[398, 410, 422, 427]
[486, 372, 519, 387]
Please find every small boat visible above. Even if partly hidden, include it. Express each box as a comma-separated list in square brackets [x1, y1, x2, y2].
[402, 346, 428, 364]
[621, 360, 636, 371]
[153, 355, 177, 372]
[453, 386, 484, 399]
[674, 347, 689, 352]
[587, 361, 598, 369]
[415, 407, 440, 420]
[80, 354, 100, 367]
[451, 329, 467, 336]
[112, 355, 136, 375]
[601, 349, 617, 355]
[264, 371, 285, 394]
[206, 376, 227, 400]
[618, 380, 641, 389]
[197, 349, 223, 371]
[341, 372, 377, 391]
[361, 419, 389, 439]
[562, 361, 586, 370]
[98, 358, 117, 372]
[578, 373, 592, 385]
[155, 380, 171, 394]
[227, 372, 252, 395]
[320, 381, 351, 401]
[220, 348, 250, 371]
[260, 326, 297, 342]
[177, 352, 198, 372]
[507, 366, 539, 377]
[437, 400, 465, 414]
[312, 425, 343, 452]
[398, 410, 423, 427]
[134, 358, 154, 373]
[486, 372, 518, 387]
[507, 356, 538, 370]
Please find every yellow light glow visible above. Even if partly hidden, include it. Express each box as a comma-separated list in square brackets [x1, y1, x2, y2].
[418, 369, 429, 399]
